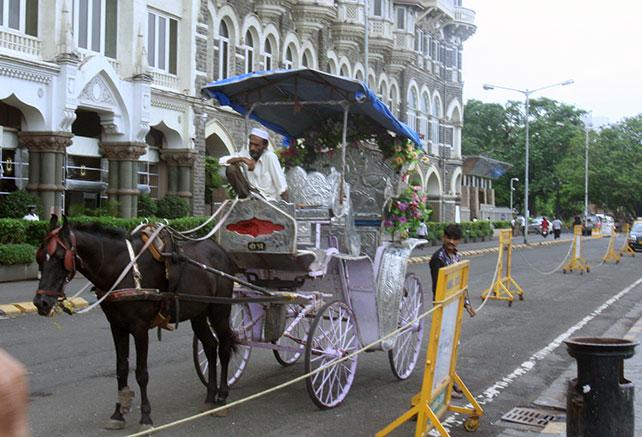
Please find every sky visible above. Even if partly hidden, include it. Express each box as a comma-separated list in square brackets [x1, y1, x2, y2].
[463, 0, 642, 124]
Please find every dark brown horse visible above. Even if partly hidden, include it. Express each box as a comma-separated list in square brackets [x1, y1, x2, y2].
[32, 215, 236, 431]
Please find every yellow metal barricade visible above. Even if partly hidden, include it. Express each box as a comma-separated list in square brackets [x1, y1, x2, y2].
[377, 261, 483, 437]
[591, 227, 603, 239]
[481, 229, 524, 306]
[602, 228, 621, 264]
[619, 224, 636, 257]
[562, 225, 590, 274]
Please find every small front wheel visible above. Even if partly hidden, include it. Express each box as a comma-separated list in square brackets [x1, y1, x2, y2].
[305, 301, 359, 409]
[273, 303, 308, 366]
[464, 417, 480, 432]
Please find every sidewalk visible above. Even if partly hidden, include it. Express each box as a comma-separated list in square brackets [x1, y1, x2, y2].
[497, 301, 642, 436]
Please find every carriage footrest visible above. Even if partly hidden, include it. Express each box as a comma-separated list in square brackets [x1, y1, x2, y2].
[245, 274, 306, 290]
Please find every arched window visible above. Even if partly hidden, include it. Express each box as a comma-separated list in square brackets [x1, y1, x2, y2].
[340, 64, 349, 77]
[432, 97, 442, 144]
[389, 85, 398, 116]
[244, 31, 254, 73]
[421, 93, 430, 144]
[217, 20, 229, 79]
[302, 50, 312, 68]
[264, 38, 273, 70]
[407, 87, 419, 134]
[284, 45, 294, 69]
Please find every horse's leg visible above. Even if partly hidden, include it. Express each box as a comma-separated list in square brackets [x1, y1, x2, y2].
[105, 324, 133, 430]
[191, 315, 219, 409]
[209, 304, 235, 407]
[132, 327, 153, 429]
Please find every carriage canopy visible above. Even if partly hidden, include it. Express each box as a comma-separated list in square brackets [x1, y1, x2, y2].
[201, 68, 422, 147]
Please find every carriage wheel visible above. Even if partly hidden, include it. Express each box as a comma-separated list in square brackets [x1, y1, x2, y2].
[388, 274, 425, 380]
[305, 301, 358, 409]
[273, 303, 309, 366]
[193, 303, 252, 387]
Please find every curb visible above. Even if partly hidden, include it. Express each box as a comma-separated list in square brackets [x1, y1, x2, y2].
[0, 297, 89, 317]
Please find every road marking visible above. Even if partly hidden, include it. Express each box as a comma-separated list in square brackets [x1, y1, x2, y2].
[430, 276, 642, 434]
[0, 297, 89, 317]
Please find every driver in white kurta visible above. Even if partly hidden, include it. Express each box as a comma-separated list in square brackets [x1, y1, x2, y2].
[219, 128, 289, 201]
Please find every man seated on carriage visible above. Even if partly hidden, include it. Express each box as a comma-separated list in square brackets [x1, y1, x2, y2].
[219, 128, 289, 202]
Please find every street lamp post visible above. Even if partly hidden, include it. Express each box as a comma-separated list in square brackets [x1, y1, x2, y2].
[584, 115, 592, 218]
[510, 177, 519, 215]
[483, 79, 574, 243]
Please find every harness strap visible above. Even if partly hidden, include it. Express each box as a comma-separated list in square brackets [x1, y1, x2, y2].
[76, 224, 167, 314]
[126, 240, 142, 289]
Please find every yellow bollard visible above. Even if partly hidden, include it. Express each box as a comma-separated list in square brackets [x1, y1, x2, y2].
[481, 229, 524, 306]
[602, 228, 621, 264]
[562, 225, 590, 274]
[376, 261, 483, 437]
[619, 224, 636, 257]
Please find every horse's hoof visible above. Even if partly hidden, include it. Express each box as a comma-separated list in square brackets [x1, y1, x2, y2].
[104, 419, 126, 430]
[138, 423, 154, 432]
[201, 402, 228, 417]
[201, 402, 216, 413]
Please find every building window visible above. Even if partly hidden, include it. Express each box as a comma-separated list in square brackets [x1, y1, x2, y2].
[263, 38, 273, 70]
[415, 28, 424, 53]
[421, 94, 430, 144]
[424, 34, 431, 58]
[244, 31, 254, 73]
[284, 45, 294, 69]
[302, 50, 312, 68]
[138, 160, 159, 199]
[217, 20, 229, 79]
[372, 0, 383, 17]
[432, 99, 441, 144]
[395, 7, 405, 30]
[147, 11, 177, 74]
[0, 0, 37, 36]
[73, 0, 117, 58]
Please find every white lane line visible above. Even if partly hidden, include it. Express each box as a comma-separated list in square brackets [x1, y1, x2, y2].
[429, 276, 642, 434]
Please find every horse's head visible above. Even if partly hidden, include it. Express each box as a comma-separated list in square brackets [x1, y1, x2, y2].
[33, 214, 79, 316]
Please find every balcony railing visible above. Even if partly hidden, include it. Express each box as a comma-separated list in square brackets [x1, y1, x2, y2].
[419, 0, 455, 18]
[0, 28, 40, 58]
[368, 17, 393, 39]
[151, 70, 179, 90]
[454, 6, 475, 25]
[298, 0, 335, 5]
[393, 32, 414, 52]
[337, 1, 365, 25]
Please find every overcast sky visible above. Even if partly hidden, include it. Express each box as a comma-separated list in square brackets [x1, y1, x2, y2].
[463, 0, 642, 124]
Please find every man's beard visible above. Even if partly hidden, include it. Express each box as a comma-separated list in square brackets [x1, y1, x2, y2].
[250, 148, 264, 160]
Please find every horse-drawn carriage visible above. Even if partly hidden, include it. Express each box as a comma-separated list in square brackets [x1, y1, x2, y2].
[32, 69, 429, 429]
[195, 69, 427, 408]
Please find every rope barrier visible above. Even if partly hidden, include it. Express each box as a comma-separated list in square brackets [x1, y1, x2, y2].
[514, 237, 575, 276]
[474, 249, 502, 314]
[125, 302, 442, 436]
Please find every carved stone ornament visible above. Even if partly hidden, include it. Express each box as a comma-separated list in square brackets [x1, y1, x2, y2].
[100, 142, 147, 160]
[161, 149, 198, 167]
[79, 75, 116, 107]
[19, 132, 73, 152]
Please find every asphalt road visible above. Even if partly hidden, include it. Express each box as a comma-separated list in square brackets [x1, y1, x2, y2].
[2, 235, 641, 437]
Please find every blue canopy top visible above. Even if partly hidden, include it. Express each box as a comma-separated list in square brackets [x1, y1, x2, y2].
[201, 68, 422, 147]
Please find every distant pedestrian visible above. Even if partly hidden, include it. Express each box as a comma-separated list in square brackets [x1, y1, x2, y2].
[416, 220, 428, 240]
[22, 206, 39, 221]
[510, 216, 517, 234]
[552, 217, 562, 239]
[518, 215, 526, 236]
[541, 216, 550, 238]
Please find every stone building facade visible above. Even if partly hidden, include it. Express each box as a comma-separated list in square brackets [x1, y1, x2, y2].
[0, 0, 475, 219]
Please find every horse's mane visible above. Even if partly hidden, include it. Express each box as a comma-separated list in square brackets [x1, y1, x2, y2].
[71, 222, 128, 240]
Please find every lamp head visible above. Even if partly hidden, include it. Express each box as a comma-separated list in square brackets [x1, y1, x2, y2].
[483, 84, 494, 90]
[561, 80, 574, 86]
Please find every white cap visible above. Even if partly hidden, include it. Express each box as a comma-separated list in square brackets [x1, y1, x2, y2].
[250, 127, 269, 141]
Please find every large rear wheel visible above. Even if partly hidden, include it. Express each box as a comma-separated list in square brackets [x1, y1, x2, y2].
[193, 303, 252, 387]
[388, 274, 425, 380]
[305, 301, 359, 409]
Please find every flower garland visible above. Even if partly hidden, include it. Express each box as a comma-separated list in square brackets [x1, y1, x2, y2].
[383, 185, 432, 239]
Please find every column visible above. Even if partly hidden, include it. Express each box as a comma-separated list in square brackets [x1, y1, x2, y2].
[100, 142, 146, 218]
[19, 132, 73, 216]
[161, 149, 197, 207]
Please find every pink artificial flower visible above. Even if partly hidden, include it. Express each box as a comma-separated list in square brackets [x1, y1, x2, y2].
[398, 202, 409, 212]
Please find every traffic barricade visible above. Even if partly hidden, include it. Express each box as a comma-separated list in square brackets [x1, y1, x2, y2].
[601, 228, 621, 264]
[481, 229, 524, 306]
[619, 224, 636, 257]
[377, 260, 483, 437]
[562, 225, 590, 274]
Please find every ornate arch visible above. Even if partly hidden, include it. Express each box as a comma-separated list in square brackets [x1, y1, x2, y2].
[425, 167, 442, 195]
[450, 166, 462, 195]
[205, 119, 235, 155]
[300, 40, 318, 69]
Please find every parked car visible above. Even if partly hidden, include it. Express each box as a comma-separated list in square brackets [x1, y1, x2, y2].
[528, 216, 543, 234]
[628, 222, 642, 252]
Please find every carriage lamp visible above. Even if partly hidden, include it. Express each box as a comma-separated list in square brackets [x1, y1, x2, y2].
[80, 165, 87, 176]
[4, 157, 12, 174]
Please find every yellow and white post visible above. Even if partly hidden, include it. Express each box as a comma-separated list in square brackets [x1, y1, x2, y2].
[562, 225, 590, 274]
[481, 229, 524, 306]
[377, 261, 483, 437]
[619, 223, 636, 257]
[602, 227, 621, 264]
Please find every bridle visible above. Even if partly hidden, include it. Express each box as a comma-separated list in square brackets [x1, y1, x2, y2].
[36, 227, 81, 299]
